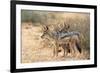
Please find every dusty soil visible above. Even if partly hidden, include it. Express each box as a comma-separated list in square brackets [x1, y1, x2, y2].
[21, 23, 90, 63]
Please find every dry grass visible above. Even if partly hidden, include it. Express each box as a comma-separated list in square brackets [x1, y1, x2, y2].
[21, 22, 90, 63]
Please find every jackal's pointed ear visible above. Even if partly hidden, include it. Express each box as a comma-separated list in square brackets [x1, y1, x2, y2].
[42, 25, 49, 32]
[62, 22, 70, 31]
[68, 24, 70, 29]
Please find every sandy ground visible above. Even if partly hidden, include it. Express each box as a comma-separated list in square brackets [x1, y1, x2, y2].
[21, 23, 90, 63]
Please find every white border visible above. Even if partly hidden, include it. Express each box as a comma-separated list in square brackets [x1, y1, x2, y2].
[16, 4, 94, 69]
